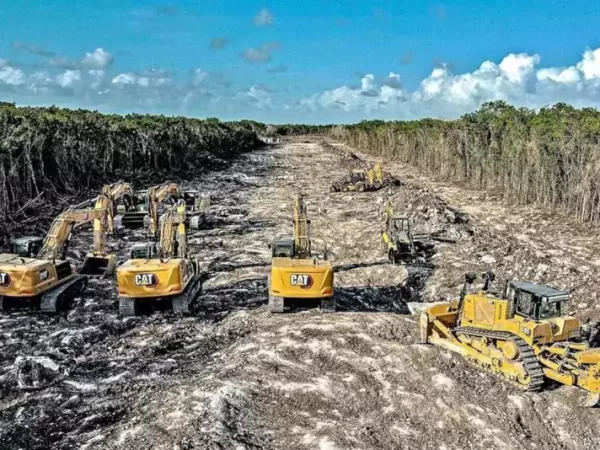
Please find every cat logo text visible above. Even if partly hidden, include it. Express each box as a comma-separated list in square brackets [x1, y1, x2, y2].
[135, 273, 158, 287]
[290, 274, 313, 289]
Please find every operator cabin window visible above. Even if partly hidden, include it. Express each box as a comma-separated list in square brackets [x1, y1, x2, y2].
[539, 298, 561, 319]
[517, 291, 533, 317]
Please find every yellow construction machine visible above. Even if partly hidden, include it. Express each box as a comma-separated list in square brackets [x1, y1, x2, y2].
[0, 193, 117, 313]
[116, 199, 202, 316]
[119, 182, 207, 234]
[381, 202, 432, 264]
[420, 272, 600, 406]
[268, 194, 335, 313]
[331, 163, 383, 192]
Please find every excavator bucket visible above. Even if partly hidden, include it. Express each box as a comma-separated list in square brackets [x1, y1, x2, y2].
[80, 254, 116, 277]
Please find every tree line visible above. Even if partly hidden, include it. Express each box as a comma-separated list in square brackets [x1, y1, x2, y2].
[0, 103, 263, 223]
[273, 101, 600, 224]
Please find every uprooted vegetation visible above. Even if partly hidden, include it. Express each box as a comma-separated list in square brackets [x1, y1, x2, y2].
[273, 101, 600, 224]
[1, 136, 600, 449]
[0, 102, 264, 242]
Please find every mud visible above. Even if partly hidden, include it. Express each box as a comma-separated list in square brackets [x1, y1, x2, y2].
[0, 138, 599, 450]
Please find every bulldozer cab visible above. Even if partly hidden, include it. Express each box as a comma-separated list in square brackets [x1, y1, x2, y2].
[390, 216, 411, 233]
[10, 237, 44, 258]
[129, 242, 157, 260]
[182, 190, 208, 212]
[506, 281, 571, 321]
[272, 239, 295, 258]
[350, 170, 366, 183]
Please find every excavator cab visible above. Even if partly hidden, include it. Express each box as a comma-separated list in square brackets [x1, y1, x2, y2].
[271, 239, 295, 258]
[10, 237, 44, 258]
[119, 191, 150, 228]
[129, 242, 157, 260]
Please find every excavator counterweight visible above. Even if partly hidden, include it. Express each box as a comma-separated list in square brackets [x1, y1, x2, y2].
[116, 199, 202, 316]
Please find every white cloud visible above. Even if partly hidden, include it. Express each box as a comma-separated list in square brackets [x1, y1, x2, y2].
[56, 70, 81, 88]
[576, 48, 600, 80]
[112, 73, 137, 86]
[0, 59, 8, 68]
[111, 70, 170, 89]
[89, 70, 106, 89]
[241, 42, 281, 64]
[238, 84, 274, 109]
[0, 66, 26, 86]
[81, 48, 114, 69]
[307, 73, 405, 113]
[254, 8, 273, 26]
[191, 69, 208, 87]
[49, 48, 114, 70]
[302, 46, 600, 118]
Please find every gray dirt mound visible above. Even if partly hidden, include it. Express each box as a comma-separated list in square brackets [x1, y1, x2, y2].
[1, 139, 599, 450]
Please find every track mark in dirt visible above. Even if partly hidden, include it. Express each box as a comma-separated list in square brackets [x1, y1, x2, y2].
[2, 139, 598, 450]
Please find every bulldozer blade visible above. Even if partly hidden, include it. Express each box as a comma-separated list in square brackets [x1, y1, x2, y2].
[79, 256, 116, 277]
[583, 393, 600, 408]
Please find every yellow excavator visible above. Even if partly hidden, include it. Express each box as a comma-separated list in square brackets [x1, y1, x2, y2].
[0, 193, 117, 313]
[116, 199, 202, 316]
[119, 182, 206, 235]
[102, 181, 135, 213]
[420, 272, 600, 406]
[268, 194, 335, 313]
[331, 163, 383, 192]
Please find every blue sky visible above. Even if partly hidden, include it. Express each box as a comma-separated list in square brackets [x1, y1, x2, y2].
[2, 0, 600, 123]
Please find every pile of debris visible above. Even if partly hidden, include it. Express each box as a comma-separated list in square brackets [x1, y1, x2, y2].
[331, 163, 400, 192]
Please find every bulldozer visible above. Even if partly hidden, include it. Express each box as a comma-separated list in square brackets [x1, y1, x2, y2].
[331, 163, 383, 192]
[116, 199, 202, 316]
[381, 202, 432, 264]
[268, 194, 335, 313]
[0, 193, 118, 313]
[420, 272, 600, 406]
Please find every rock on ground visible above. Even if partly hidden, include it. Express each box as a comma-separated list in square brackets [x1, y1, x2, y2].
[0, 138, 599, 450]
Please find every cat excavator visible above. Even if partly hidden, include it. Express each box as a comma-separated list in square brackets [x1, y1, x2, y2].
[268, 194, 335, 313]
[120, 182, 206, 235]
[0, 193, 117, 313]
[116, 199, 202, 316]
[420, 273, 600, 407]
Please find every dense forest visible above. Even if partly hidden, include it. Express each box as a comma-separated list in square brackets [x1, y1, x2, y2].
[273, 102, 600, 224]
[4, 100, 600, 230]
[0, 103, 263, 229]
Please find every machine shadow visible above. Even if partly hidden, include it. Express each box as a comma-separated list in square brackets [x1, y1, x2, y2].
[334, 285, 412, 314]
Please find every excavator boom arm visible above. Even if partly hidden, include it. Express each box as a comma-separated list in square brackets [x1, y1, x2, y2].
[157, 200, 187, 259]
[38, 193, 115, 261]
[148, 182, 182, 239]
[293, 194, 311, 258]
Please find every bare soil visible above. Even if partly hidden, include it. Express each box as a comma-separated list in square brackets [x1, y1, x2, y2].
[0, 138, 599, 450]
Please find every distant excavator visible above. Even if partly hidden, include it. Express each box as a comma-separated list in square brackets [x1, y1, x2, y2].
[119, 182, 206, 234]
[0, 191, 118, 313]
[420, 272, 600, 407]
[268, 194, 335, 313]
[116, 199, 202, 316]
[331, 163, 384, 192]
